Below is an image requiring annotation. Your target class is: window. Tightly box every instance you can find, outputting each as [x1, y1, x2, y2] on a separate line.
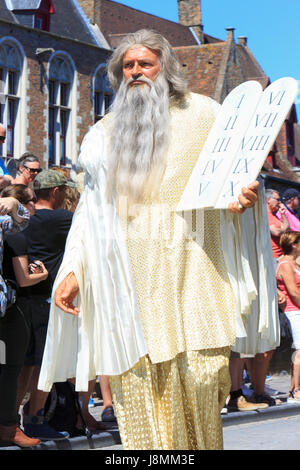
[34, 0, 55, 31]
[0, 40, 24, 159]
[34, 13, 50, 31]
[94, 66, 113, 122]
[48, 55, 74, 166]
[6, 0, 55, 32]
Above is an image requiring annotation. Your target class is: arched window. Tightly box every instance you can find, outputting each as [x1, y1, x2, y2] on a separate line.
[48, 54, 75, 166]
[0, 39, 25, 159]
[93, 65, 113, 122]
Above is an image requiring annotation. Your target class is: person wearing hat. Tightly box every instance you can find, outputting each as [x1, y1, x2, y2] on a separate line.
[14, 170, 76, 441]
[277, 188, 300, 232]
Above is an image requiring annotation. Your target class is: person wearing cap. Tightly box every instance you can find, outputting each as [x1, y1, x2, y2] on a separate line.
[14, 170, 75, 441]
[277, 188, 300, 232]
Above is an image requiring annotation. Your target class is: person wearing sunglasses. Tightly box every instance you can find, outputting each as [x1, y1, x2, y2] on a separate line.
[14, 153, 42, 187]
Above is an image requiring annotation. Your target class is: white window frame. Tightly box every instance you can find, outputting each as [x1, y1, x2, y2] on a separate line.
[0, 37, 27, 160]
[93, 64, 113, 123]
[47, 51, 77, 168]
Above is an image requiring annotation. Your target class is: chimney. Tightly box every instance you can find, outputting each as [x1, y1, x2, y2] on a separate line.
[225, 27, 235, 42]
[177, 0, 204, 43]
[77, 0, 95, 24]
[238, 36, 248, 46]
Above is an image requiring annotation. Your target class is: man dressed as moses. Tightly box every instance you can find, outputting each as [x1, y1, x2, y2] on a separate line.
[38, 30, 262, 450]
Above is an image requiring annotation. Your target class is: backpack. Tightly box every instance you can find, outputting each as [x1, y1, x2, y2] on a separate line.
[44, 381, 87, 437]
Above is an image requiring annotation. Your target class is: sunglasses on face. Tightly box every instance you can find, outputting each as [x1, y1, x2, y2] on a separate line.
[23, 165, 42, 174]
[25, 195, 37, 204]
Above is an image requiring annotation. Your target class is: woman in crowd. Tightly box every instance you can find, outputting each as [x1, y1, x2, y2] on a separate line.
[276, 231, 300, 401]
[0, 184, 48, 447]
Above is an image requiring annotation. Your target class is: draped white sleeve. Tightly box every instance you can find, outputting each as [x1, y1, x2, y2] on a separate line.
[38, 121, 148, 392]
[220, 180, 279, 351]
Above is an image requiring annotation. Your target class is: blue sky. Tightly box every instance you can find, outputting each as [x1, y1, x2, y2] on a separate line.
[117, 0, 300, 119]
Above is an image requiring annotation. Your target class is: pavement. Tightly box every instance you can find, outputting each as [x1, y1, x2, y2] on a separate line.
[222, 372, 300, 427]
[1, 372, 300, 450]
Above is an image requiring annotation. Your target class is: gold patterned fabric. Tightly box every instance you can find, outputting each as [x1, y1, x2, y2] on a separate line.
[103, 92, 236, 450]
[110, 347, 231, 450]
[114, 93, 236, 364]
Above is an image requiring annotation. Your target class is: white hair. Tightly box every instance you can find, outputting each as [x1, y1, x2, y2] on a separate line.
[106, 73, 170, 204]
[105, 29, 188, 204]
[107, 29, 188, 103]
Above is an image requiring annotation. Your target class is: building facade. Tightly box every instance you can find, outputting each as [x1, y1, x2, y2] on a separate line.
[0, 0, 299, 187]
[78, 0, 300, 185]
[0, 0, 112, 172]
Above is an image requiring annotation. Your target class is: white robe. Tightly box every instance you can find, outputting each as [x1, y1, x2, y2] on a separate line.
[38, 117, 279, 393]
[38, 121, 148, 392]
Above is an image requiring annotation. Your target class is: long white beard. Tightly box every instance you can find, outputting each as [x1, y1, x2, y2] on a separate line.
[106, 73, 170, 204]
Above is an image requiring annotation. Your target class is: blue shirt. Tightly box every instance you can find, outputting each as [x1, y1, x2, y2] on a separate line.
[0, 158, 10, 176]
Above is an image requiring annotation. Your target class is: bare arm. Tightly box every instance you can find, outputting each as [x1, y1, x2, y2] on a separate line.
[277, 262, 300, 308]
[270, 205, 290, 236]
[12, 256, 48, 287]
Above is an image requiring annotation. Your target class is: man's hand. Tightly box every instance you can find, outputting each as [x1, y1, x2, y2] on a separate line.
[278, 203, 286, 216]
[277, 288, 286, 312]
[55, 272, 80, 315]
[228, 181, 259, 214]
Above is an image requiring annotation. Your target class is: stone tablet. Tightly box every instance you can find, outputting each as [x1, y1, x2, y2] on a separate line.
[215, 77, 299, 208]
[177, 81, 262, 211]
[177, 77, 298, 211]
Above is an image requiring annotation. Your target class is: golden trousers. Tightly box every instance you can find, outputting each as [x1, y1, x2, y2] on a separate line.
[109, 347, 231, 450]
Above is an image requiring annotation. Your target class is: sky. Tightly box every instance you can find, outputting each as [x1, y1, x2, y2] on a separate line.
[117, 0, 300, 119]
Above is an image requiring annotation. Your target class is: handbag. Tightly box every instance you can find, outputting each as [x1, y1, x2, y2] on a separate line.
[0, 277, 17, 318]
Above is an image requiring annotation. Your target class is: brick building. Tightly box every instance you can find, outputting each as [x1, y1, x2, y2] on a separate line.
[0, 0, 299, 189]
[0, 0, 112, 172]
[78, 0, 300, 186]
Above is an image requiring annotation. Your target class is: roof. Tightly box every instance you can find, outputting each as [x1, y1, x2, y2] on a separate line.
[174, 38, 269, 103]
[0, 0, 103, 48]
[97, 0, 221, 48]
[175, 43, 226, 98]
[49, 0, 100, 46]
[5, 0, 42, 9]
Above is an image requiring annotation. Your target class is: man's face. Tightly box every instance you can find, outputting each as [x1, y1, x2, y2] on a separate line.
[291, 196, 300, 210]
[20, 161, 41, 183]
[268, 192, 281, 212]
[122, 47, 161, 87]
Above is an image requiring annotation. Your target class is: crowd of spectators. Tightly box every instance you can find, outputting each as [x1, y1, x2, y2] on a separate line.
[0, 153, 116, 447]
[1, 141, 300, 444]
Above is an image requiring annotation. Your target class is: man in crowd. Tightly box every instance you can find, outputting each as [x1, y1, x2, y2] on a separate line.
[14, 152, 42, 186]
[39, 30, 259, 450]
[277, 188, 300, 231]
[266, 188, 290, 258]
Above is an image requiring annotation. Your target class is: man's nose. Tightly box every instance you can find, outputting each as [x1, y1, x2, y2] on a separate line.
[131, 63, 142, 77]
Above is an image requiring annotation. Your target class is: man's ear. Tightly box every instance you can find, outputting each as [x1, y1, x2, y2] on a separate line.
[51, 186, 59, 198]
